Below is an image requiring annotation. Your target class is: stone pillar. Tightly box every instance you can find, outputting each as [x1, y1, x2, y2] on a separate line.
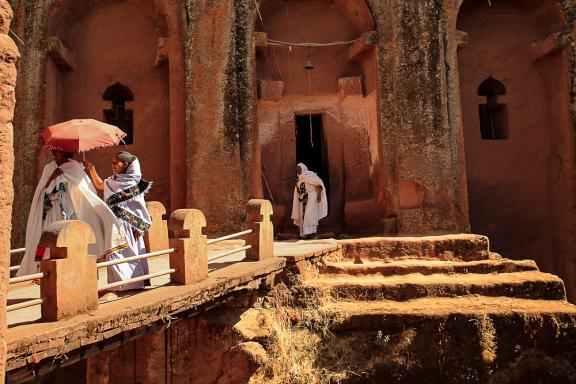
[145, 201, 170, 253]
[245, 199, 273, 261]
[169, 209, 208, 284]
[561, 0, 576, 301]
[39, 220, 98, 321]
[184, 0, 255, 233]
[374, 0, 462, 234]
[445, 0, 471, 233]
[10, 1, 52, 249]
[0, 1, 19, 381]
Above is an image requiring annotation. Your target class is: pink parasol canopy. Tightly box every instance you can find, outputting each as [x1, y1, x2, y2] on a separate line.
[39, 119, 126, 152]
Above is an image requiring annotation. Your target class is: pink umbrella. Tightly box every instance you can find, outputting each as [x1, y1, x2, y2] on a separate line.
[39, 119, 126, 155]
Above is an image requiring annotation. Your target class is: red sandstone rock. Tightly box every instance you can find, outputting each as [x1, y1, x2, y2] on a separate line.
[0, 2, 17, 382]
[218, 342, 268, 384]
[398, 180, 425, 209]
[169, 209, 208, 284]
[258, 80, 284, 100]
[0, 1, 12, 34]
[338, 76, 363, 97]
[145, 201, 170, 252]
[39, 221, 98, 321]
[245, 199, 274, 261]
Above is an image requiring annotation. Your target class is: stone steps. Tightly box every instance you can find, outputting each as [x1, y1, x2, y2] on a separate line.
[337, 234, 493, 263]
[292, 236, 576, 382]
[321, 297, 576, 331]
[298, 296, 576, 383]
[320, 258, 538, 278]
[303, 271, 566, 302]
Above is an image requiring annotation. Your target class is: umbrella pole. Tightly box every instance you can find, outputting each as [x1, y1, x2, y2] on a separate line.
[82, 152, 86, 161]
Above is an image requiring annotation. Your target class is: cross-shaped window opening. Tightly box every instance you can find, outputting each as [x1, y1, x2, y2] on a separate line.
[478, 77, 508, 140]
[103, 83, 134, 144]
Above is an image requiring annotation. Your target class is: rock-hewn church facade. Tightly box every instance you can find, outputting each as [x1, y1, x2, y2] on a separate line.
[8, 0, 576, 299]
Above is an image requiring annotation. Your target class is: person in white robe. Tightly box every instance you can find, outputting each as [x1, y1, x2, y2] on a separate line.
[84, 151, 151, 291]
[291, 163, 328, 238]
[17, 150, 127, 277]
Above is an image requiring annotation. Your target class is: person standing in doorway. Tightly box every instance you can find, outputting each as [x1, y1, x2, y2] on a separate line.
[291, 163, 328, 239]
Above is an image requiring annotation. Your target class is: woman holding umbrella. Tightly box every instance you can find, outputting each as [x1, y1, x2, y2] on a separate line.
[84, 151, 152, 292]
[17, 119, 129, 278]
[17, 149, 127, 277]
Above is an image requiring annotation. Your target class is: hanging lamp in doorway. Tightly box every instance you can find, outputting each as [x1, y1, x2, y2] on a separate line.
[304, 47, 314, 148]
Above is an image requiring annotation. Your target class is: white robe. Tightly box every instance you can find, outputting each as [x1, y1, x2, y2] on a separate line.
[18, 160, 126, 276]
[291, 163, 328, 236]
[103, 159, 151, 291]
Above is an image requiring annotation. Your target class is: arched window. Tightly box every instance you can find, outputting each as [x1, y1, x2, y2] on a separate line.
[478, 77, 508, 140]
[103, 83, 134, 144]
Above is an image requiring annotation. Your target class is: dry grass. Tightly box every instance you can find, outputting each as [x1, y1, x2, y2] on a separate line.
[250, 285, 387, 384]
[250, 308, 378, 384]
[476, 315, 497, 365]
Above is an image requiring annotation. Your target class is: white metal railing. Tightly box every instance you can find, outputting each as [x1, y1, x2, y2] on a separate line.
[97, 248, 176, 268]
[6, 298, 45, 312]
[7, 247, 47, 313]
[7, 248, 47, 313]
[209, 245, 252, 262]
[97, 248, 176, 292]
[6, 199, 273, 321]
[207, 229, 253, 245]
[9, 248, 26, 272]
[207, 229, 254, 263]
[9, 272, 47, 284]
[98, 269, 176, 291]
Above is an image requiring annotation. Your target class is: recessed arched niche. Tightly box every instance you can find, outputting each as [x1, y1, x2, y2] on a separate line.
[255, 0, 382, 235]
[44, 0, 186, 211]
[457, 0, 574, 285]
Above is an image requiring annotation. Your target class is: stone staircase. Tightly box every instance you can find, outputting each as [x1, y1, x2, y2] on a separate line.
[296, 235, 576, 383]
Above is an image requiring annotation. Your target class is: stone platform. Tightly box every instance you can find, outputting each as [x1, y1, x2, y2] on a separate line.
[284, 235, 576, 383]
[6, 234, 576, 383]
[5, 241, 340, 374]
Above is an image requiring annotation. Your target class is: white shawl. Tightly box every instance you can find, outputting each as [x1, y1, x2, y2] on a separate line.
[291, 163, 328, 228]
[103, 159, 152, 234]
[18, 160, 127, 276]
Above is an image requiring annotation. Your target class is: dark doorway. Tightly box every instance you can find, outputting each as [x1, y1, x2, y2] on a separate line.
[295, 114, 327, 184]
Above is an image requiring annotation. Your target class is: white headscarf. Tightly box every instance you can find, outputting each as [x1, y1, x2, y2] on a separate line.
[293, 163, 328, 221]
[105, 157, 145, 194]
[296, 163, 325, 188]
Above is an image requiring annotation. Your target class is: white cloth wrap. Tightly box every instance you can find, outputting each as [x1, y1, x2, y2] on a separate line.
[18, 160, 126, 277]
[103, 159, 151, 291]
[291, 163, 328, 236]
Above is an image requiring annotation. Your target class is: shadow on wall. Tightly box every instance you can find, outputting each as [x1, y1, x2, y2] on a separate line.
[457, 0, 576, 299]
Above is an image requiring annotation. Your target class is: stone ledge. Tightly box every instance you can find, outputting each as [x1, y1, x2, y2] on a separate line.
[278, 243, 341, 263]
[338, 234, 492, 262]
[5, 257, 286, 371]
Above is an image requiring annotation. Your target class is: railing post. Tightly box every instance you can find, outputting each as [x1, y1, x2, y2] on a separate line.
[38, 220, 98, 321]
[169, 209, 208, 284]
[245, 199, 274, 261]
[145, 201, 169, 252]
